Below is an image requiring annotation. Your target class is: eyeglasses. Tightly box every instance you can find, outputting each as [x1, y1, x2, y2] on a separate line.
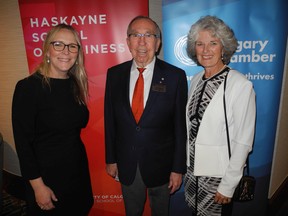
[128, 33, 159, 40]
[50, 41, 80, 53]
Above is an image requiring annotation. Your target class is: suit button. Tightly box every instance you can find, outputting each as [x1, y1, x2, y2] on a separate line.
[136, 126, 141, 131]
[132, 146, 136, 151]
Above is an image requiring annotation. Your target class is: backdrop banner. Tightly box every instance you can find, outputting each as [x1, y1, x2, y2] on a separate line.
[18, 0, 148, 215]
[162, 0, 288, 215]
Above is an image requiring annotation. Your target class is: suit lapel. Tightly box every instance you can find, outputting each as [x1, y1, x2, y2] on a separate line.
[140, 59, 166, 122]
[119, 61, 135, 121]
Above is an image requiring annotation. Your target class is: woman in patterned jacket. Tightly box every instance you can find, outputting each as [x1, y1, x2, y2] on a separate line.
[184, 15, 256, 216]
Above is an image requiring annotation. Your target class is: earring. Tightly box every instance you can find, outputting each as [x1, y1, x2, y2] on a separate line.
[75, 61, 78, 65]
[47, 58, 50, 63]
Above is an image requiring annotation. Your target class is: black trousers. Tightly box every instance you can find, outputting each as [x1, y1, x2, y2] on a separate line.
[221, 201, 234, 216]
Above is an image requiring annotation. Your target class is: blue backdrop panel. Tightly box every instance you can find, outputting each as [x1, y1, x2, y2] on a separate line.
[162, 0, 288, 215]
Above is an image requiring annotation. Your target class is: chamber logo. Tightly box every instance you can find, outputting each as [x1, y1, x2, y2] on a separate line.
[174, 35, 196, 66]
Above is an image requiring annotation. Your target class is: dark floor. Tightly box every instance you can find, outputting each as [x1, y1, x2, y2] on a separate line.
[274, 198, 288, 216]
[1, 190, 27, 216]
[1, 190, 288, 216]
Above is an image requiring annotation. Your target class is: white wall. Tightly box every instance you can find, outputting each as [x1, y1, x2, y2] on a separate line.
[0, 0, 28, 175]
[268, 40, 288, 198]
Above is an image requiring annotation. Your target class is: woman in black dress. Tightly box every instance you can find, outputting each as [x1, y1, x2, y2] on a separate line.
[12, 24, 93, 215]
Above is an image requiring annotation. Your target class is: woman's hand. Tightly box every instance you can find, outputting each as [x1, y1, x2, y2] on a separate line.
[214, 191, 232, 204]
[30, 177, 58, 210]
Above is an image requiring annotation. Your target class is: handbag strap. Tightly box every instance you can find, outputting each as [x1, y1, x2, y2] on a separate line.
[223, 71, 250, 175]
[223, 73, 231, 157]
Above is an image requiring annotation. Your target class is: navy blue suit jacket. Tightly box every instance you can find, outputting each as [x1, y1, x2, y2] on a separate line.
[104, 58, 187, 187]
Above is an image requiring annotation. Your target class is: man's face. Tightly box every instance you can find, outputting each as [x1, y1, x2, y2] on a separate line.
[126, 19, 161, 68]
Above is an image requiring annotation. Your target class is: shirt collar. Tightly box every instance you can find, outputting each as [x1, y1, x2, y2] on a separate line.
[132, 57, 156, 72]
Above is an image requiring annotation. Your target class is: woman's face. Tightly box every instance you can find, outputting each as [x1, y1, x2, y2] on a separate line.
[47, 29, 78, 78]
[195, 30, 224, 70]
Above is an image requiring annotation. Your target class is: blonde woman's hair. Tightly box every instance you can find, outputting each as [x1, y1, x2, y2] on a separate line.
[35, 23, 88, 105]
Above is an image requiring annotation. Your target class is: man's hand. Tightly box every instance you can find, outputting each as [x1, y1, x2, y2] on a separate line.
[168, 172, 182, 194]
[106, 163, 118, 180]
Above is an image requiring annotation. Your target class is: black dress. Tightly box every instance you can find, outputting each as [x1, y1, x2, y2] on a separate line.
[12, 72, 93, 216]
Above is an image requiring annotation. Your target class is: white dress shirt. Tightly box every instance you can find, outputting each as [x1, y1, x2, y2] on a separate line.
[129, 57, 155, 107]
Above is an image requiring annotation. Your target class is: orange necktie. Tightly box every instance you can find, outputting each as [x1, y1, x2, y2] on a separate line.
[132, 68, 145, 123]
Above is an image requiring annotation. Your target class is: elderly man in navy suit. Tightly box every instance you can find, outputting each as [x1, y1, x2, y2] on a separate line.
[104, 16, 188, 216]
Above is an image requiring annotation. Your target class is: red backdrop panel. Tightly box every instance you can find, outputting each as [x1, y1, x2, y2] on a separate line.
[18, 0, 149, 215]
